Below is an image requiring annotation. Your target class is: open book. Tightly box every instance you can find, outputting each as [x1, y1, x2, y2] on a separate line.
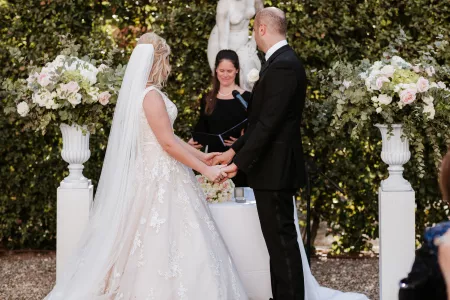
[191, 119, 248, 149]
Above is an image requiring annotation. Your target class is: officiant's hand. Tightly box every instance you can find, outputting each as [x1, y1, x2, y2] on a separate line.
[202, 152, 222, 166]
[220, 163, 238, 182]
[204, 165, 228, 182]
[223, 136, 238, 147]
[188, 138, 203, 149]
[213, 148, 235, 165]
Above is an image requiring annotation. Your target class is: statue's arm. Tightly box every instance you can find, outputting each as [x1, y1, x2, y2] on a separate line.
[216, 0, 230, 50]
[254, 0, 264, 13]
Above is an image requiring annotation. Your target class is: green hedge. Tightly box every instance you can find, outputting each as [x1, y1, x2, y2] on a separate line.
[1, 0, 449, 252]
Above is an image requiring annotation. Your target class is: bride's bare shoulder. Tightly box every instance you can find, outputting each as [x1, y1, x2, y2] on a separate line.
[143, 89, 164, 110]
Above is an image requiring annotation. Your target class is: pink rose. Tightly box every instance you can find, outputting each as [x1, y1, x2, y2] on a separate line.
[98, 91, 111, 105]
[37, 72, 51, 87]
[412, 65, 421, 73]
[416, 77, 429, 93]
[64, 81, 80, 94]
[375, 76, 390, 90]
[399, 88, 417, 105]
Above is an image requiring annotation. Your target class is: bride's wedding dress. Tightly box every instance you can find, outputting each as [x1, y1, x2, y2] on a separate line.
[94, 86, 247, 299]
[46, 44, 247, 300]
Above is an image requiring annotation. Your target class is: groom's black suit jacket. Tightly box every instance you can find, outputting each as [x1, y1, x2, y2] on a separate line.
[232, 45, 307, 190]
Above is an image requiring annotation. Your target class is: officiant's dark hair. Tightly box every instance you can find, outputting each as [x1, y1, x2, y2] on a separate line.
[205, 49, 240, 115]
[440, 149, 450, 202]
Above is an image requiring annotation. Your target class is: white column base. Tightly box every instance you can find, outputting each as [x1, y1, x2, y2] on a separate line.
[56, 183, 93, 282]
[379, 187, 415, 300]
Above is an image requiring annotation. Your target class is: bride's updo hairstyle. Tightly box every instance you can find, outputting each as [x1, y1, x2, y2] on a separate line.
[137, 32, 171, 88]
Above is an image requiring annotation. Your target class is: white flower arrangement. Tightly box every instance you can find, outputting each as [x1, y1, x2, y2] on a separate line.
[323, 36, 450, 177]
[196, 174, 235, 204]
[354, 55, 449, 119]
[3, 52, 124, 134]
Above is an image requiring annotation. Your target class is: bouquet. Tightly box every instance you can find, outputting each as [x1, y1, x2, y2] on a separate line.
[3, 52, 125, 134]
[323, 35, 450, 176]
[196, 175, 235, 204]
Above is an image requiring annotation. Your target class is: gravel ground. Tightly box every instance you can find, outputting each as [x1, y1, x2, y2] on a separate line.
[0, 252, 378, 300]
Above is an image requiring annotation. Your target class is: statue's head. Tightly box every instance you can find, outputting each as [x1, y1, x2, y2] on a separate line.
[138, 32, 172, 88]
[253, 7, 287, 52]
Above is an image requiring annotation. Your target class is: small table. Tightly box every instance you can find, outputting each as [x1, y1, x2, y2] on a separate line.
[208, 188, 272, 300]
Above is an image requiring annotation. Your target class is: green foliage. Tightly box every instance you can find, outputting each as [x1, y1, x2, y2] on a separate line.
[1, 0, 450, 253]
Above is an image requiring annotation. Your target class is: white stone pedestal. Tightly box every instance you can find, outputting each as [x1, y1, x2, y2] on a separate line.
[56, 182, 93, 282]
[379, 187, 415, 300]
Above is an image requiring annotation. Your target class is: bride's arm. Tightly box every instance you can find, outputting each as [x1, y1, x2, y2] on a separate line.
[176, 136, 205, 160]
[175, 137, 222, 166]
[143, 91, 225, 181]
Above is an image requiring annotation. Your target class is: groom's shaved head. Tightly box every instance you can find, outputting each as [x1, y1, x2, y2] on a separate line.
[255, 7, 287, 36]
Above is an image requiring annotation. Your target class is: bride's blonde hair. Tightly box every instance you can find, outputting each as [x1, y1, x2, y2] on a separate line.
[137, 33, 171, 88]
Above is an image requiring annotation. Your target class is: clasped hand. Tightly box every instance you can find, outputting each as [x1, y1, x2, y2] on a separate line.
[202, 149, 238, 183]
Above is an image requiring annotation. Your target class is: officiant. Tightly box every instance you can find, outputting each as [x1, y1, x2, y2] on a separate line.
[188, 49, 251, 186]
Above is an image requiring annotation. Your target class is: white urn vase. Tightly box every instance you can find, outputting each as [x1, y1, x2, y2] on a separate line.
[375, 124, 412, 192]
[60, 123, 91, 189]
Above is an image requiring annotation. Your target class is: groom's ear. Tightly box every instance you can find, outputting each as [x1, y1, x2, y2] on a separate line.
[258, 23, 267, 36]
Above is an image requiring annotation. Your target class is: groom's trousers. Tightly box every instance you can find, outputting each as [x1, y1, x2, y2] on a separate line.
[254, 189, 305, 300]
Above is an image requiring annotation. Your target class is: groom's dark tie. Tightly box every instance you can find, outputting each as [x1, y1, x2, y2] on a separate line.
[259, 58, 268, 76]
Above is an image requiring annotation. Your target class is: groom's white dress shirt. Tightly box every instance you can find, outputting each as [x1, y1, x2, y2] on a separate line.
[265, 39, 288, 61]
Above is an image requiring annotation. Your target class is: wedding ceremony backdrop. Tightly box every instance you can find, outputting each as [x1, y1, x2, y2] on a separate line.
[1, 0, 450, 260]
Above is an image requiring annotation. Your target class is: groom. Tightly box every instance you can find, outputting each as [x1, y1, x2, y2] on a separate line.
[216, 7, 307, 300]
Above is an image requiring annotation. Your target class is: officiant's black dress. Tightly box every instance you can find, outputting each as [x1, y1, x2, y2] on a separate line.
[193, 91, 251, 187]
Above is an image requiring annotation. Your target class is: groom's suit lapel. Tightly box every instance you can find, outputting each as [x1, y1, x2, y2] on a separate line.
[252, 45, 291, 93]
[247, 45, 291, 118]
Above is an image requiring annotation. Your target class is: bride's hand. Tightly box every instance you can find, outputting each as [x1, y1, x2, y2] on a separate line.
[202, 152, 222, 166]
[204, 165, 227, 182]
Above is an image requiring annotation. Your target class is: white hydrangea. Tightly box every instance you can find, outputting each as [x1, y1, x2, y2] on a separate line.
[32, 89, 53, 107]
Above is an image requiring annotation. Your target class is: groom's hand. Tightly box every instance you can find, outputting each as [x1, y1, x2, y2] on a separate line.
[213, 148, 235, 165]
[219, 163, 238, 183]
[202, 152, 222, 166]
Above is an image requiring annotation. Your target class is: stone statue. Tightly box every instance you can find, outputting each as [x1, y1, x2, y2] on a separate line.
[207, 0, 264, 91]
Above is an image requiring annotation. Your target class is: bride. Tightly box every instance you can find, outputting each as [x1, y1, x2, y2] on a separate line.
[45, 32, 248, 299]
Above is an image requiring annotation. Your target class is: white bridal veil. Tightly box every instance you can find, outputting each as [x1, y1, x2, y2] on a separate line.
[46, 44, 155, 299]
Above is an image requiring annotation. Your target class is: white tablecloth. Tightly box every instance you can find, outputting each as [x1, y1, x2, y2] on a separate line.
[208, 188, 272, 300]
[209, 189, 370, 300]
